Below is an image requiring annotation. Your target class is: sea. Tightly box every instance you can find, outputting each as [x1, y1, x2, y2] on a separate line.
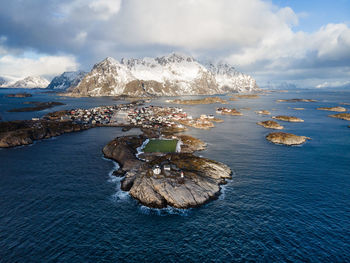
[0, 88, 349, 262]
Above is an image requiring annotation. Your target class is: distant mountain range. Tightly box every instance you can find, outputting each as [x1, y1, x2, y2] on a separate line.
[1, 53, 259, 95]
[69, 53, 258, 96]
[0, 76, 50, 89]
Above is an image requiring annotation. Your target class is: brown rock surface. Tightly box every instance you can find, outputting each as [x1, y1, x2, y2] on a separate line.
[266, 132, 310, 145]
[317, 106, 347, 112]
[276, 99, 317, 102]
[329, 113, 350, 121]
[272, 115, 304, 122]
[257, 120, 284, 130]
[172, 97, 227, 105]
[255, 110, 271, 115]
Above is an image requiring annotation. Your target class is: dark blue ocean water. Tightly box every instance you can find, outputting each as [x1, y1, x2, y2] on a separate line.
[0, 89, 350, 262]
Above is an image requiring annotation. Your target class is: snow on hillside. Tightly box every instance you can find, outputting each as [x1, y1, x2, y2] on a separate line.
[69, 53, 259, 96]
[7, 76, 50, 89]
[47, 71, 87, 90]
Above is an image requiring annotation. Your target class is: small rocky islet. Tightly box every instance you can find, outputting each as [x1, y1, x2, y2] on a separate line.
[6, 93, 33, 98]
[272, 115, 304, 122]
[266, 132, 310, 146]
[255, 110, 271, 115]
[329, 113, 350, 121]
[257, 120, 284, 130]
[170, 97, 227, 105]
[276, 98, 317, 103]
[317, 106, 347, 112]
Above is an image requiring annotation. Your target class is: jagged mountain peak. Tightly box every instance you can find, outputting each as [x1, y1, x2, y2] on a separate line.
[156, 52, 195, 65]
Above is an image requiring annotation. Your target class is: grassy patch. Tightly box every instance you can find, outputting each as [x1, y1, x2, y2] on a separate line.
[143, 139, 178, 153]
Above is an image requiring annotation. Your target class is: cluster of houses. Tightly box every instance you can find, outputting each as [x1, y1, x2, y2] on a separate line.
[126, 106, 190, 129]
[64, 106, 117, 125]
[47, 100, 219, 131]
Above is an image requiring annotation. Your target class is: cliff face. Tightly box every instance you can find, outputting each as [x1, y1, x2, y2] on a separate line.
[69, 53, 259, 97]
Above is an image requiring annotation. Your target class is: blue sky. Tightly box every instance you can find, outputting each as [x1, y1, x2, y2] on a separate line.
[0, 0, 349, 88]
[273, 0, 350, 31]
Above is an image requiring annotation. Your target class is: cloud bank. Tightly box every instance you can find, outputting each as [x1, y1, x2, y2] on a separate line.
[0, 0, 349, 86]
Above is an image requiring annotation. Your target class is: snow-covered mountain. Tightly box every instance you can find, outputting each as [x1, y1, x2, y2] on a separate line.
[7, 76, 50, 89]
[0, 77, 6, 86]
[47, 71, 87, 90]
[69, 53, 258, 97]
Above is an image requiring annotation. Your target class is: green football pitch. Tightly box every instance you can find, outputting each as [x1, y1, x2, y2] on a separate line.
[143, 139, 178, 153]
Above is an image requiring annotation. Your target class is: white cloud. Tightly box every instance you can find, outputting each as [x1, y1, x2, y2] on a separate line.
[115, 0, 299, 49]
[0, 54, 79, 80]
[89, 0, 121, 19]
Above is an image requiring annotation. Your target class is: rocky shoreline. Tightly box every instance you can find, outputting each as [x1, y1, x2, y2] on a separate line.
[8, 101, 65, 112]
[0, 119, 88, 148]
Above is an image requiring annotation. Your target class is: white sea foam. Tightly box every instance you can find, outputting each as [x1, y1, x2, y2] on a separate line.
[139, 205, 191, 216]
[102, 156, 131, 202]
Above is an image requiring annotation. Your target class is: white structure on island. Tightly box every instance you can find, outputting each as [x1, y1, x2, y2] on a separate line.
[152, 165, 161, 175]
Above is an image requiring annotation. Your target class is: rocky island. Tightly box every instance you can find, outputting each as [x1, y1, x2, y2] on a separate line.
[317, 106, 347, 112]
[6, 93, 32, 98]
[8, 101, 65, 112]
[266, 132, 310, 146]
[170, 97, 227, 105]
[233, 94, 260, 99]
[276, 99, 317, 103]
[255, 110, 271, 115]
[216, 108, 243, 116]
[329, 113, 350, 121]
[103, 133, 232, 209]
[257, 120, 284, 130]
[272, 115, 304, 122]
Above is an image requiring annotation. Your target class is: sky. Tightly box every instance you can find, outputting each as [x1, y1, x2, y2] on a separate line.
[0, 0, 349, 88]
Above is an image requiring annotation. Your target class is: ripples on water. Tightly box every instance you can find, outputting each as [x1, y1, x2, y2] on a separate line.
[0, 89, 350, 262]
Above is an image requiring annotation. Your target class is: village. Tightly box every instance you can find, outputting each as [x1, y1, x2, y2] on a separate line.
[44, 101, 220, 130]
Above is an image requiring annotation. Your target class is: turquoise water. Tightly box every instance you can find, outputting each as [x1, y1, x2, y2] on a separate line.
[0, 89, 349, 262]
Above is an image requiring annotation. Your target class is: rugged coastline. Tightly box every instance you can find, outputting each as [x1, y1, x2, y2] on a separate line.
[103, 133, 232, 209]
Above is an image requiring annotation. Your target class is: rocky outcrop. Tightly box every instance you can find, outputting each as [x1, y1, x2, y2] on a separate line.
[6, 93, 32, 98]
[7, 101, 65, 112]
[216, 108, 243, 116]
[317, 106, 347, 112]
[0, 120, 88, 148]
[103, 134, 231, 209]
[255, 110, 271, 115]
[276, 99, 317, 103]
[266, 132, 310, 146]
[329, 113, 350, 121]
[272, 115, 304, 122]
[233, 94, 260, 99]
[257, 120, 284, 130]
[171, 97, 227, 105]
